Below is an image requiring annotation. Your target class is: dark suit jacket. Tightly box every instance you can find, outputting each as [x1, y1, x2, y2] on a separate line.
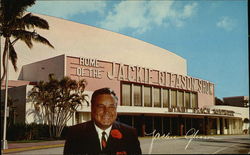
[63, 121, 142, 155]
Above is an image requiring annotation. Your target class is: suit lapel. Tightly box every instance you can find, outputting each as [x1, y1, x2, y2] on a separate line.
[106, 122, 121, 152]
[86, 121, 102, 153]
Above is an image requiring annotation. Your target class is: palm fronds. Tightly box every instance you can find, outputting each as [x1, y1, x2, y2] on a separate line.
[0, 0, 54, 82]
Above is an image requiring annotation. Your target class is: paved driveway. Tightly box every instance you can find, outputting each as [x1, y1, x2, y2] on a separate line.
[4, 134, 250, 154]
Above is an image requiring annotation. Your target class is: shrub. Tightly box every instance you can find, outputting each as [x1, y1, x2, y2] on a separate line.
[7, 123, 49, 141]
[6, 123, 69, 141]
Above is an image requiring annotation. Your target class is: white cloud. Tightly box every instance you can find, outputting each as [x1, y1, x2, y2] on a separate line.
[99, 1, 150, 34]
[216, 16, 235, 31]
[182, 2, 198, 18]
[99, 1, 198, 34]
[28, 1, 106, 19]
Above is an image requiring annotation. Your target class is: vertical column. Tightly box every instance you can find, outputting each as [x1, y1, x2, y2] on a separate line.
[169, 89, 172, 108]
[176, 90, 179, 107]
[184, 117, 187, 134]
[131, 84, 134, 106]
[222, 118, 225, 135]
[142, 85, 144, 107]
[190, 93, 192, 109]
[169, 117, 172, 134]
[152, 116, 154, 132]
[239, 119, 242, 134]
[229, 119, 233, 135]
[161, 117, 164, 135]
[238, 119, 242, 134]
[207, 118, 210, 135]
[152, 87, 154, 107]
[203, 118, 205, 135]
[160, 88, 163, 108]
[183, 91, 186, 108]
[228, 119, 235, 134]
[217, 118, 220, 135]
[141, 115, 145, 137]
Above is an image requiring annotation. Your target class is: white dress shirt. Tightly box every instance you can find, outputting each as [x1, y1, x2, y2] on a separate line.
[94, 124, 112, 149]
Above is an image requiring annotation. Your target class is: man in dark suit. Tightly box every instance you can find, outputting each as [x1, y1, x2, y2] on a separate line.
[64, 88, 142, 155]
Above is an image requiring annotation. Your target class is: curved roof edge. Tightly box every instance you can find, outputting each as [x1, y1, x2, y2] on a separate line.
[32, 12, 186, 62]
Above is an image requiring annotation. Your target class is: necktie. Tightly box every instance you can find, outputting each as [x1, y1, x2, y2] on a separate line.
[101, 131, 107, 150]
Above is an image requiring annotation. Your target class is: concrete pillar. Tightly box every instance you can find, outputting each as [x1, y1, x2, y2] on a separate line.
[131, 84, 134, 106]
[238, 119, 242, 134]
[222, 118, 225, 135]
[161, 117, 164, 135]
[169, 89, 171, 108]
[160, 88, 163, 108]
[141, 115, 145, 137]
[231, 119, 234, 134]
[207, 117, 210, 135]
[170, 117, 172, 133]
[228, 119, 232, 134]
[176, 90, 179, 107]
[142, 85, 144, 107]
[190, 93, 192, 108]
[152, 87, 154, 107]
[183, 91, 186, 108]
[217, 118, 220, 135]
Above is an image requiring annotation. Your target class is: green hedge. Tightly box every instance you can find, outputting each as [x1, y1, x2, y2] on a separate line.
[6, 123, 69, 141]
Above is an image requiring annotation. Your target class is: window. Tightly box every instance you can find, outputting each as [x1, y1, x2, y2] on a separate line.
[144, 86, 152, 107]
[177, 91, 184, 107]
[163, 89, 169, 108]
[191, 93, 198, 108]
[134, 85, 142, 106]
[121, 83, 199, 109]
[171, 90, 177, 107]
[122, 84, 131, 106]
[185, 92, 190, 108]
[154, 88, 161, 107]
[225, 119, 229, 129]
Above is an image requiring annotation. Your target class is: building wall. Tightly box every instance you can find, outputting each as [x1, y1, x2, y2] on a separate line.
[21, 55, 65, 82]
[1, 85, 27, 124]
[223, 96, 249, 107]
[1, 13, 187, 81]
[66, 56, 214, 107]
[198, 92, 215, 108]
[210, 105, 249, 133]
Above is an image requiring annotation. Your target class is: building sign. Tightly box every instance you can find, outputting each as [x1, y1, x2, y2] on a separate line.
[76, 57, 103, 79]
[167, 107, 234, 116]
[76, 57, 214, 95]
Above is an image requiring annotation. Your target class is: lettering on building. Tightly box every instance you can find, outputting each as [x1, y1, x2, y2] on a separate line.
[75, 57, 214, 95]
[167, 107, 234, 116]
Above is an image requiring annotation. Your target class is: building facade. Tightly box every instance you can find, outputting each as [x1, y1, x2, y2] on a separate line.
[223, 96, 249, 107]
[1, 14, 247, 136]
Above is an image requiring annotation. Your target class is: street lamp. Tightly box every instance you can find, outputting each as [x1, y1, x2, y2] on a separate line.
[0, 33, 9, 149]
[1, 30, 38, 150]
[1, 35, 9, 150]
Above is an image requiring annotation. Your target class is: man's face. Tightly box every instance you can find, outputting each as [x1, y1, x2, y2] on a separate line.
[91, 94, 117, 130]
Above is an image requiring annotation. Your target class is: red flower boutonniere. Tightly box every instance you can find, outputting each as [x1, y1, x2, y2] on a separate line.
[116, 151, 127, 155]
[111, 129, 122, 139]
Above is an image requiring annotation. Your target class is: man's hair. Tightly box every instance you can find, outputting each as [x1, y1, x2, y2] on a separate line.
[91, 88, 118, 106]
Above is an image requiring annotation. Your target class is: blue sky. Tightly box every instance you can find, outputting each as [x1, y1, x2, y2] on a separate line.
[28, 0, 248, 99]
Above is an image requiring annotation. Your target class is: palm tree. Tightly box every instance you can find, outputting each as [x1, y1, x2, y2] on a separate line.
[0, 0, 54, 83]
[29, 74, 88, 138]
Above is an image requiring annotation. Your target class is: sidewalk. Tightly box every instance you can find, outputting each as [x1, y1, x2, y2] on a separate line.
[2, 140, 65, 154]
